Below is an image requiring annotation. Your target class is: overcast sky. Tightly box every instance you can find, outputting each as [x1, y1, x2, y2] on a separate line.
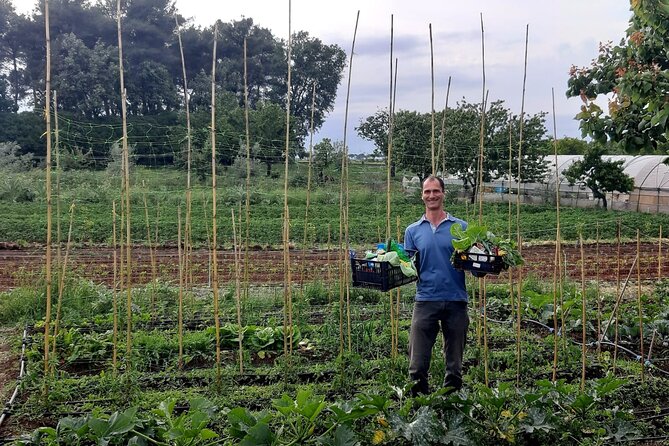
[11, 0, 633, 153]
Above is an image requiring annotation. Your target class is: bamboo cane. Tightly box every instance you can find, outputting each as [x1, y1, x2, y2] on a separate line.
[51, 203, 75, 361]
[43, 0, 53, 384]
[516, 237, 523, 385]
[477, 14, 486, 226]
[232, 209, 244, 374]
[142, 181, 157, 318]
[637, 229, 645, 381]
[614, 220, 621, 373]
[54, 91, 61, 277]
[243, 37, 252, 317]
[283, 1, 294, 358]
[387, 15, 395, 358]
[578, 230, 587, 392]
[116, 0, 133, 368]
[436, 77, 451, 176]
[300, 83, 317, 292]
[482, 276, 489, 386]
[112, 202, 118, 371]
[327, 224, 332, 304]
[177, 207, 184, 371]
[429, 23, 435, 175]
[175, 15, 193, 295]
[210, 24, 221, 382]
[343, 12, 360, 354]
[550, 88, 562, 381]
[596, 223, 601, 358]
[658, 225, 662, 280]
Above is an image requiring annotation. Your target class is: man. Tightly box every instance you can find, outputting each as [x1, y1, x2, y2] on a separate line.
[403, 175, 469, 395]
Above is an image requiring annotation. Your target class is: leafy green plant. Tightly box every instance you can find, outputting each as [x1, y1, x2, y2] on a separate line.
[450, 223, 524, 267]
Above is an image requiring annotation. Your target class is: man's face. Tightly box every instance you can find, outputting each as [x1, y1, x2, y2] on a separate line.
[422, 179, 444, 211]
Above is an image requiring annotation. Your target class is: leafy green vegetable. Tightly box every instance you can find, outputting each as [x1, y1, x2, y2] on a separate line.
[450, 223, 524, 268]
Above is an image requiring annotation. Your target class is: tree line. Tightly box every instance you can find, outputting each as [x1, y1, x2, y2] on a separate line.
[0, 0, 346, 173]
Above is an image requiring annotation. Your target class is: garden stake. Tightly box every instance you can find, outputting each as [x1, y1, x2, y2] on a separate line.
[508, 124, 515, 330]
[243, 38, 252, 314]
[54, 91, 61, 275]
[614, 220, 621, 373]
[283, 0, 294, 358]
[386, 17, 396, 356]
[385, 14, 394, 242]
[340, 11, 360, 354]
[482, 276, 489, 386]
[436, 76, 451, 175]
[43, 0, 53, 385]
[232, 209, 244, 374]
[210, 24, 222, 382]
[112, 202, 118, 371]
[177, 207, 184, 371]
[300, 83, 317, 294]
[516, 24, 529, 246]
[637, 229, 645, 381]
[175, 14, 193, 296]
[601, 253, 638, 343]
[430, 23, 435, 175]
[142, 181, 157, 319]
[580, 232, 586, 391]
[477, 13, 486, 224]
[202, 192, 211, 288]
[327, 224, 332, 304]
[116, 0, 133, 369]
[52, 202, 75, 362]
[659, 225, 662, 280]
[596, 223, 601, 358]
[516, 237, 523, 386]
[550, 88, 562, 381]
[646, 329, 657, 364]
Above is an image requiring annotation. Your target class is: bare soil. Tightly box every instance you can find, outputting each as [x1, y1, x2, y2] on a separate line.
[0, 242, 666, 291]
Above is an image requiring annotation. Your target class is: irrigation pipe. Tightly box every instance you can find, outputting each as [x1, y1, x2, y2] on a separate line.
[0, 326, 29, 429]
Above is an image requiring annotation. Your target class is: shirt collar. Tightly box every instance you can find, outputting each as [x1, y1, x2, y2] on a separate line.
[418, 212, 453, 224]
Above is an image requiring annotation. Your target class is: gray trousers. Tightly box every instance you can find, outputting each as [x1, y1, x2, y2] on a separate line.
[408, 300, 469, 393]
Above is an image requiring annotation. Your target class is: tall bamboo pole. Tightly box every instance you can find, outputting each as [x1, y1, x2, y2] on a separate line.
[596, 223, 601, 358]
[637, 229, 645, 381]
[436, 77, 451, 176]
[43, 0, 53, 382]
[550, 88, 562, 381]
[142, 181, 157, 317]
[613, 221, 621, 372]
[659, 225, 662, 280]
[300, 84, 317, 291]
[580, 232, 586, 391]
[112, 202, 118, 371]
[243, 38, 252, 316]
[283, 1, 294, 357]
[177, 207, 184, 371]
[515, 25, 529, 384]
[175, 15, 193, 294]
[327, 224, 332, 304]
[116, 0, 133, 367]
[386, 14, 395, 358]
[210, 24, 221, 381]
[232, 209, 244, 373]
[51, 203, 75, 359]
[477, 14, 486, 225]
[343, 11, 360, 354]
[54, 91, 61, 275]
[429, 23, 435, 175]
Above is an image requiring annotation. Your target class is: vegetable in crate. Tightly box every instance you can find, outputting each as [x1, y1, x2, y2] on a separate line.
[449, 223, 524, 268]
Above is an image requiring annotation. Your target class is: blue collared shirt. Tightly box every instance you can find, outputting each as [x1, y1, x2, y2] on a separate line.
[404, 213, 468, 302]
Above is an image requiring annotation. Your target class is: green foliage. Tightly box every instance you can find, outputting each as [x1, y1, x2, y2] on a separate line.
[450, 223, 524, 267]
[567, 0, 669, 152]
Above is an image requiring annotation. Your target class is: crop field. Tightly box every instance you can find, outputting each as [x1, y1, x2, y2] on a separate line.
[0, 164, 669, 446]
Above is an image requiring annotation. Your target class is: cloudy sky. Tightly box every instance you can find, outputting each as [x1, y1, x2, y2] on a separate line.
[12, 0, 633, 153]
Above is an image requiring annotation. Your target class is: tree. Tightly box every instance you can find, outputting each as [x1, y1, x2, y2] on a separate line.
[555, 137, 590, 155]
[356, 100, 550, 202]
[269, 31, 346, 144]
[563, 145, 634, 210]
[250, 101, 298, 176]
[313, 137, 342, 174]
[567, 0, 669, 153]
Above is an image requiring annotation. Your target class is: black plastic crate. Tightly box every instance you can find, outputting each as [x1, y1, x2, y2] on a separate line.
[452, 252, 506, 276]
[350, 252, 419, 292]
